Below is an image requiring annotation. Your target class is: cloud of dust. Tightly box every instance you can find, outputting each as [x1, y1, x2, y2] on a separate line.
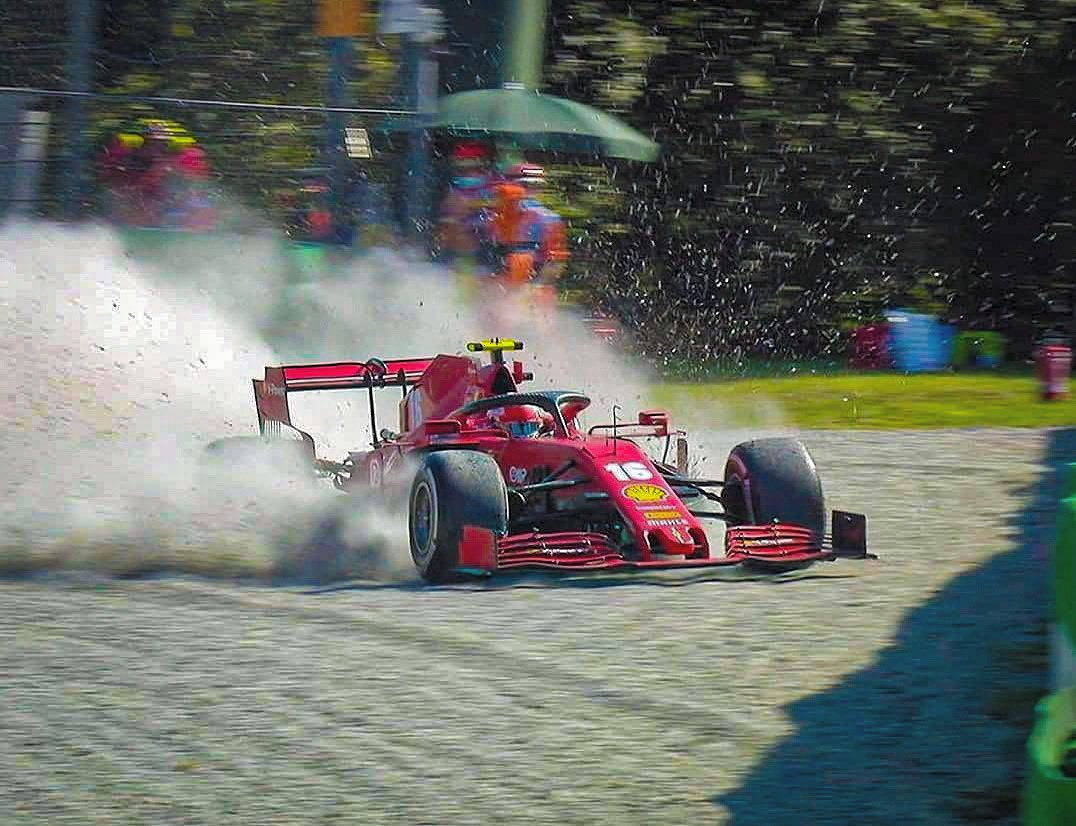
[133, 234, 665, 458]
[168, 233, 785, 486]
[0, 220, 404, 582]
[1, 218, 789, 583]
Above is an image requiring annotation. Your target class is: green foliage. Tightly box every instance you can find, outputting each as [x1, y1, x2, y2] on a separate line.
[1, 0, 1072, 364]
[546, 0, 1075, 362]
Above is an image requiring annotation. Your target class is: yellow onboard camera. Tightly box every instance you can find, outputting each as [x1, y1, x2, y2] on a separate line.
[466, 338, 524, 364]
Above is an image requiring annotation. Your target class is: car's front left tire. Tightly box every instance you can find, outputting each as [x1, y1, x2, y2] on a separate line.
[409, 450, 508, 583]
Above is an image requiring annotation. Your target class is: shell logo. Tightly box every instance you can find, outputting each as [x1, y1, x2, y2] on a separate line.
[622, 484, 668, 503]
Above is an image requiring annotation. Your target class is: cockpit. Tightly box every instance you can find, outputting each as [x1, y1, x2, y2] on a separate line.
[453, 391, 592, 439]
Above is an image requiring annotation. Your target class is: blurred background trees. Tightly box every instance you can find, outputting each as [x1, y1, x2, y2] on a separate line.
[546, 0, 1075, 365]
[1, 0, 1072, 363]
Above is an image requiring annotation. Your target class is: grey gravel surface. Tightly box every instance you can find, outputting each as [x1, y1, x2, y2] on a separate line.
[1, 427, 1060, 826]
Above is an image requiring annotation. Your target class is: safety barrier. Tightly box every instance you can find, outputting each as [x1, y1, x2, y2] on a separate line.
[1053, 467, 1076, 689]
[1024, 688, 1076, 825]
[1023, 464, 1076, 825]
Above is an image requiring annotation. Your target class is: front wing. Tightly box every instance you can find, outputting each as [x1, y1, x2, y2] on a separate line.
[457, 511, 872, 576]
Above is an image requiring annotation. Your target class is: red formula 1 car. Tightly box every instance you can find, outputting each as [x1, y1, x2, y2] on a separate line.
[247, 338, 871, 582]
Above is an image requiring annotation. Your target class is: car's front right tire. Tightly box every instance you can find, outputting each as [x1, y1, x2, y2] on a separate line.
[721, 437, 826, 538]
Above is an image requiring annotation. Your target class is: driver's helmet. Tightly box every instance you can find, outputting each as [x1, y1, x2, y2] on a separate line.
[488, 404, 552, 438]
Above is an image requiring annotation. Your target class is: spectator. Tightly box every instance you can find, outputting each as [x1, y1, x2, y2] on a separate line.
[488, 163, 569, 287]
[97, 119, 216, 230]
[438, 141, 496, 263]
[502, 163, 569, 284]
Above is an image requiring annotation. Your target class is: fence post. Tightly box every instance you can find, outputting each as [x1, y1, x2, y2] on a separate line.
[63, 0, 97, 220]
[0, 95, 21, 219]
[404, 34, 439, 243]
[14, 110, 51, 217]
[325, 36, 353, 240]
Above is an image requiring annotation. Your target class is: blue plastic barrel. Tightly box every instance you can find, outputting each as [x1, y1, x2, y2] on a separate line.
[885, 309, 955, 372]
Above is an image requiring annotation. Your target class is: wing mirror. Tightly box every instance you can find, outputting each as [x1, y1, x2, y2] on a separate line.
[637, 410, 669, 436]
[512, 360, 533, 384]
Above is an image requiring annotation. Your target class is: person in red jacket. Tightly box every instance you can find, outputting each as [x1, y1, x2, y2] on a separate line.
[135, 124, 176, 225]
[98, 133, 142, 223]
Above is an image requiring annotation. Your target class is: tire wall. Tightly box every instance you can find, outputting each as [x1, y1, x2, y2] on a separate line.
[1022, 467, 1076, 825]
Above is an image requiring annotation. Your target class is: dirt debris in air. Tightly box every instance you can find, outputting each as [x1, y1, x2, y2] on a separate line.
[0, 222, 651, 584]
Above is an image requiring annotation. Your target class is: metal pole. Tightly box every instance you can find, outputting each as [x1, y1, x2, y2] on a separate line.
[324, 36, 353, 241]
[506, 0, 549, 89]
[0, 95, 21, 219]
[382, 2, 442, 245]
[14, 110, 52, 217]
[64, 0, 97, 219]
[405, 35, 438, 243]
[402, 35, 422, 241]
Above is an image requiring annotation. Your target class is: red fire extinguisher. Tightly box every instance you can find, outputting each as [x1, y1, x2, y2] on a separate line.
[1035, 343, 1072, 401]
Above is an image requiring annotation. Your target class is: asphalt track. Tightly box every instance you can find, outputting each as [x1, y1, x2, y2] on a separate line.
[1, 427, 1058, 825]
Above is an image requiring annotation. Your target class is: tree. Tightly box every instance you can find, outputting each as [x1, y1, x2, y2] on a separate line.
[546, 0, 1076, 363]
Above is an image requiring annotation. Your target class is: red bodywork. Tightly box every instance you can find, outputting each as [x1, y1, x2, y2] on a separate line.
[251, 345, 860, 576]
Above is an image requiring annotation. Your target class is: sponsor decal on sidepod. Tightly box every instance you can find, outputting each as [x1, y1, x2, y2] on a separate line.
[640, 509, 682, 520]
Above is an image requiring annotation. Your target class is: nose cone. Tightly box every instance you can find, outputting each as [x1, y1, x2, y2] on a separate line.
[652, 525, 697, 556]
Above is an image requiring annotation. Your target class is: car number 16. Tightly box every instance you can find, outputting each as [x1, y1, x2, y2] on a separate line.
[604, 461, 653, 481]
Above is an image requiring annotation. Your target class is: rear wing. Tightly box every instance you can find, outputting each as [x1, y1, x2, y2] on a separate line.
[253, 357, 434, 450]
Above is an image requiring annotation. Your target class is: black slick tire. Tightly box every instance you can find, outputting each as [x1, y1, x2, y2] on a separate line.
[722, 437, 826, 538]
[409, 450, 508, 583]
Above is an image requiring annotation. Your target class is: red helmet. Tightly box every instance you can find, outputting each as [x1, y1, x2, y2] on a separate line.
[452, 142, 489, 163]
[488, 405, 553, 438]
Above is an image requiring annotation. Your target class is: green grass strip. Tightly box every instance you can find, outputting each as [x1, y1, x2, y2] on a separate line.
[654, 372, 1076, 430]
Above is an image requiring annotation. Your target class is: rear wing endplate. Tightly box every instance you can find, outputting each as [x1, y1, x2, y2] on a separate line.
[253, 357, 434, 448]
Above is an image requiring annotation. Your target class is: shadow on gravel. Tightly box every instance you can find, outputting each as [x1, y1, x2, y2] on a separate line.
[302, 569, 861, 595]
[715, 428, 1074, 826]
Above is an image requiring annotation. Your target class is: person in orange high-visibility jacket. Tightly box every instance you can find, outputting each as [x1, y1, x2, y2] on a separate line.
[507, 164, 569, 285]
[489, 166, 568, 280]
[485, 164, 569, 326]
[490, 179, 536, 286]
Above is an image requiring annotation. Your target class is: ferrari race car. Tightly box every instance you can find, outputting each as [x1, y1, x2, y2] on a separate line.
[241, 338, 871, 582]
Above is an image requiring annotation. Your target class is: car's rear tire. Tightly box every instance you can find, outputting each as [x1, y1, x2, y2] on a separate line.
[722, 438, 826, 537]
[409, 450, 508, 583]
